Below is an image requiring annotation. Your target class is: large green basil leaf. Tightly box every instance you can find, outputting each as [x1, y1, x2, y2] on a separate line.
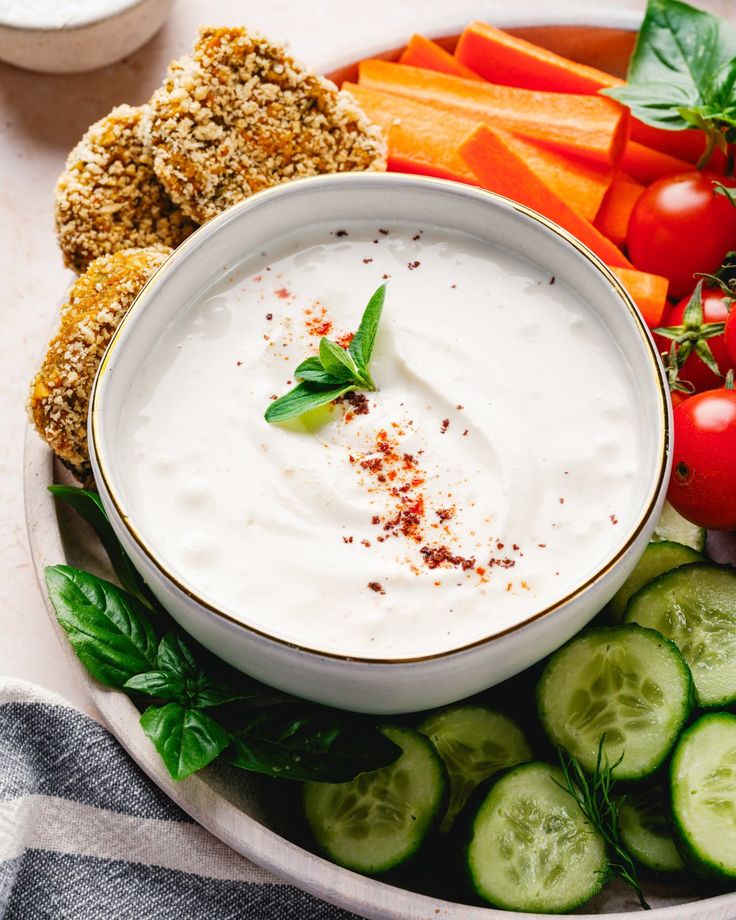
[140, 702, 230, 781]
[45, 565, 157, 687]
[604, 0, 736, 137]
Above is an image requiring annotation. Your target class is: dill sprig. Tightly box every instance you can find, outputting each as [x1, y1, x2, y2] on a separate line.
[556, 738, 651, 911]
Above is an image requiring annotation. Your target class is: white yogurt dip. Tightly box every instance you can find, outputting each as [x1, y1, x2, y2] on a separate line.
[118, 222, 642, 659]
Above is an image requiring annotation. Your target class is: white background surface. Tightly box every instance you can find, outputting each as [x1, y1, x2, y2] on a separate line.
[1, 0, 732, 720]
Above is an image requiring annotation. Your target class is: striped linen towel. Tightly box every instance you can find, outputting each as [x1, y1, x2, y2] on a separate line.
[0, 678, 356, 919]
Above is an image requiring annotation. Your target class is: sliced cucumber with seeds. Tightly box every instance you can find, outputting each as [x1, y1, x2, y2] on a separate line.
[624, 563, 736, 708]
[537, 625, 694, 781]
[466, 761, 607, 913]
[652, 501, 706, 552]
[618, 786, 686, 874]
[418, 706, 531, 832]
[671, 712, 736, 879]
[303, 726, 447, 875]
[609, 541, 703, 623]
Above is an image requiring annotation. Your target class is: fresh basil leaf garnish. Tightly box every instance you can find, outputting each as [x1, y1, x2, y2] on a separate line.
[265, 283, 386, 423]
[293, 356, 343, 385]
[228, 703, 401, 782]
[264, 381, 353, 424]
[348, 282, 385, 372]
[140, 702, 230, 781]
[603, 0, 736, 165]
[45, 564, 157, 688]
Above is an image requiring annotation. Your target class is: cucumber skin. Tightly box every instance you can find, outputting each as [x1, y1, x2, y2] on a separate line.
[623, 562, 736, 709]
[608, 540, 703, 624]
[670, 712, 736, 881]
[303, 728, 450, 877]
[463, 762, 608, 913]
[536, 625, 696, 782]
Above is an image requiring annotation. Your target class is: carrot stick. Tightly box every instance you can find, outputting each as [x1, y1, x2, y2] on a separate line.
[619, 141, 692, 184]
[458, 124, 633, 269]
[346, 82, 613, 220]
[455, 20, 623, 94]
[399, 34, 482, 79]
[593, 172, 645, 246]
[453, 21, 711, 165]
[358, 59, 629, 165]
[610, 266, 669, 327]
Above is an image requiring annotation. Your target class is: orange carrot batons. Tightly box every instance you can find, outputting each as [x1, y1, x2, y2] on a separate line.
[358, 59, 629, 165]
[594, 172, 645, 246]
[399, 34, 482, 79]
[458, 124, 633, 269]
[454, 21, 710, 165]
[610, 266, 669, 327]
[455, 20, 621, 94]
[345, 82, 613, 220]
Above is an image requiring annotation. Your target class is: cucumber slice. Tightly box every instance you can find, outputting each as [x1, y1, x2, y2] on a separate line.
[670, 712, 736, 879]
[609, 541, 703, 623]
[303, 726, 447, 875]
[466, 762, 607, 913]
[624, 563, 736, 708]
[537, 625, 694, 781]
[618, 786, 686, 874]
[419, 706, 531, 832]
[652, 501, 706, 552]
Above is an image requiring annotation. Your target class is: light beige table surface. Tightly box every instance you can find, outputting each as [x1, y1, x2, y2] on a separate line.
[1, 0, 730, 721]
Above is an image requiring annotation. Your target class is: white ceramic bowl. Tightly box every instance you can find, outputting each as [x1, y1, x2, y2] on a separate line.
[0, 0, 173, 74]
[89, 172, 671, 714]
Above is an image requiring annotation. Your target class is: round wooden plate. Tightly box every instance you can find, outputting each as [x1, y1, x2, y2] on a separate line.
[24, 8, 736, 917]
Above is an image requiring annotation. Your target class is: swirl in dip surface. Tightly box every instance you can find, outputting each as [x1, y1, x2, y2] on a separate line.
[118, 223, 642, 659]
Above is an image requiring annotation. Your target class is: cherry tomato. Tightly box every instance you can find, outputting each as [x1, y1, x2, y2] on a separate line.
[668, 384, 736, 530]
[726, 307, 736, 367]
[654, 285, 734, 393]
[627, 172, 736, 299]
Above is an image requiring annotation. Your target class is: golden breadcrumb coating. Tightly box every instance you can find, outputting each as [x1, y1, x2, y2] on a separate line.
[55, 104, 196, 273]
[144, 27, 387, 223]
[28, 246, 171, 483]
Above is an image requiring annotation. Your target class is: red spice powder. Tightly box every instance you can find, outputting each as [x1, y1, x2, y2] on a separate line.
[368, 581, 385, 594]
[304, 303, 333, 336]
[275, 288, 290, 299]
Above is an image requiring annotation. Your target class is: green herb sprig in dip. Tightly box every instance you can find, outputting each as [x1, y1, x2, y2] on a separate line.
[264, 283, 386, 423]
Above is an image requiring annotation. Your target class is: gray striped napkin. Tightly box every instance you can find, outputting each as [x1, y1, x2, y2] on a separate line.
[0, 679, 356, 920]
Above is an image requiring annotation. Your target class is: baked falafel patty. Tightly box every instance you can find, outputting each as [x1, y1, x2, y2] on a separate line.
[144, 27, 387, 224]
[55, 104, 196, 273]
[28, 246, 171, 483]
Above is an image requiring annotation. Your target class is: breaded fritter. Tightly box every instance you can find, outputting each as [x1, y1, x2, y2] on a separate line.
[144, 27, 387, 223]
[28, 246, 171, 483]
[55, 105, 196, 273]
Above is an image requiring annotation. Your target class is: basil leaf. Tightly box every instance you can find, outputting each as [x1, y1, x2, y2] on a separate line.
[628, 0, 736, 92]
[124, 670, 185, 700]
[48, 486, 151, 607]
[318, 338, 361, 383]
[227, 703, 401, 782]
[45, 565, 157, 688]
[605, 81, 699, 130]
[156, 630, 197, 675]
[140, 702, 230, 781]
[264, 382, 352, 424]
[603, 0, 736, 146]
[294, 356, 343, 385]
[348, 283, 386, 371]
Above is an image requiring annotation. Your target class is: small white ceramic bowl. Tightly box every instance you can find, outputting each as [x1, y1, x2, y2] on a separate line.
[89, 172, 671, 714]
[0, 0, 173, 74]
